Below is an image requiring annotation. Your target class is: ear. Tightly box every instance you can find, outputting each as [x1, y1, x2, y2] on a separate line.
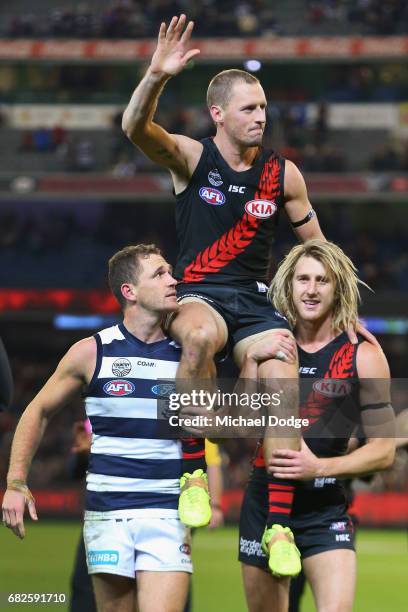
[209, 104, 224, 126]
[121, 282, 137, 304]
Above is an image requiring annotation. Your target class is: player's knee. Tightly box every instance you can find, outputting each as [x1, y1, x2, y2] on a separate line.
[183, 327, 217, 357]
[317, 600, 353, 612]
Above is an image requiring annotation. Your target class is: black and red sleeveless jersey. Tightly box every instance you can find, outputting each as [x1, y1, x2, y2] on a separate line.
[174, 137, 285, 285]
[254, 332, 363, 468]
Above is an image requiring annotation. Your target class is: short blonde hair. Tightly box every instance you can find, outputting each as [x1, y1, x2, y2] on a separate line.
[268, 240, 368, 333]
[207, 69, 260, 109]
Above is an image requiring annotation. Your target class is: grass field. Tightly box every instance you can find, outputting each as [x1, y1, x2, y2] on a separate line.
[1, 522, 406, 611]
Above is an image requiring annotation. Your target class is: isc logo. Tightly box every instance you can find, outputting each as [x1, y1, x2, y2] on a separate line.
[228, 185, 246, 193]
[103, 379, 135, 396]
[199, 187, 226, 205]
[299, 367, 317, 374]
[245, 199, 277, 219]
[312, 380, 351, 398]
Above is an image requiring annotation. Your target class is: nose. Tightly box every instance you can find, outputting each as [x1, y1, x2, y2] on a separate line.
[306, 280, 318, 295]
[167, 273, 177, 287]
[255, 107, 266, 124]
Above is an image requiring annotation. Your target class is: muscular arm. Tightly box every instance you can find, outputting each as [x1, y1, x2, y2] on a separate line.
[2, 338, 96, 538]
[270, 342, 395, 480]
[319, 342, 395, 478]
[284, 160, 325, 243]
[122, 15, 202, 179]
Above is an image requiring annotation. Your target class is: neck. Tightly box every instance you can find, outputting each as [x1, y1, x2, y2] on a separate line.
[123, 307, 165, 344]
[213, 133, 259, 171]
[295, 316, 336, 350]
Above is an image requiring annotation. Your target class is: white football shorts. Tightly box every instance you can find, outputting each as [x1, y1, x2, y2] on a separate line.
[83, 517, 193, 577]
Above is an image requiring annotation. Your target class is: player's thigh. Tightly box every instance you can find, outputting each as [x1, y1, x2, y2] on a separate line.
[136, 571, 190, 612]
[303, 549, 356, 612]
[234, 328, 298, 374]
[242, 564, 290, 612]
[170, 298, 228, 352]
[91, 573, 136, 612]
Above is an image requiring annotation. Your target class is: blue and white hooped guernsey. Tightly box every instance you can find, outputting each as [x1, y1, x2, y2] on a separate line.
[84, 323, 181, 519]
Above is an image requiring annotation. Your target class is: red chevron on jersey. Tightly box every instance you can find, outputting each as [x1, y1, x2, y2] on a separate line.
[300, 342, 356, 426]
[182, 156, 281, 282]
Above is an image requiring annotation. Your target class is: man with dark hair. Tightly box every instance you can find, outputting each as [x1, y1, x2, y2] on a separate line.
[122, 14, 325, 573]
[2, 244, 193, 612]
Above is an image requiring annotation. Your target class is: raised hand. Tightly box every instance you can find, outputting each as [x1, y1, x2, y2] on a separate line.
[150, 14, 200, 77]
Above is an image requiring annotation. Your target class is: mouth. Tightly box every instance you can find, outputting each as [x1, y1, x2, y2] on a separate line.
[302, 300, 320, 309]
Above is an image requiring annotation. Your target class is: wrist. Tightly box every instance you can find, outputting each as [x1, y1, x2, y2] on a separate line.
[316, 457, 330, 478]
[147, 66, 172, 82]
[7, 477, 27, 488]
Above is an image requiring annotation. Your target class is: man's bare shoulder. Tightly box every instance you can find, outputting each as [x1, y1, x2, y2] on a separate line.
[172, 134, 203, 171]
[59, 336, 97, 382]
[283, 159, 305, 197]
[356, 341, 390, 378]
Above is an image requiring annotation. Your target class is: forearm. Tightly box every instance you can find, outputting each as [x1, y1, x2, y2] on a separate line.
[122, 68, 170, 138]
[7, 404, 50, 483]
[207, 465, 223, 507]
[320, 441, 395, 479]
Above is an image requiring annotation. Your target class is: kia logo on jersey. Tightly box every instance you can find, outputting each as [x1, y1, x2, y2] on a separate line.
[103, 380, 135, 396]
[245, 199, 277, 219]
[199, 187, 226, 205]
[312, 380, 352, 398]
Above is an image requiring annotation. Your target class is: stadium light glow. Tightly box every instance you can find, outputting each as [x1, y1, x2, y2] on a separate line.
[244, 59, 262, 72]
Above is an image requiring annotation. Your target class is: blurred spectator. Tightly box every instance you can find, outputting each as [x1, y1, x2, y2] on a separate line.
[32, 127, 53, 152]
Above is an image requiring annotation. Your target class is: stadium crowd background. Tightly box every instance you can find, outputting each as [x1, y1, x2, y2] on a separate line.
[0, 0, 407, 539]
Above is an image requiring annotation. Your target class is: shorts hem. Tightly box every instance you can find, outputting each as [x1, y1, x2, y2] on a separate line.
[239, 556, 268, 571]
[87, 567, 135, 578]
[301, 543, 355, 559]
[135, 566, 193, 574]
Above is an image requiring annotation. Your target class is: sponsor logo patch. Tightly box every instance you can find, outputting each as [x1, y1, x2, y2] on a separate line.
[239, 537, 266, 558]
[88, 550, 119, 566]
[245, 199, 277, 219]
[335, 534, 351, 542]
[103, 380, 135, 396]
[228, 184, 246, 193]
[151, 383, 176, 397]
[299, 367, 317, 375]
[179, 543, 191, 555]
[314, 477, 337, 488]
[312, 380, 352, 398]
[199, 187, 226, 206]
[208, 169, 223, 186]
[330, 521, 347, 531]
[256, 281, 268, 293]
[112, 358, 131, 377]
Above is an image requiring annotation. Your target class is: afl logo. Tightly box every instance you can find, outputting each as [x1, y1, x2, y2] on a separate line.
[199, 187, 226, 206]
[245, 199, 277, 219]
[103, 380, 135, 396]
[312, 380, 352, 398]
[208, 169, 223, 186]
[112, 358, 131, 377]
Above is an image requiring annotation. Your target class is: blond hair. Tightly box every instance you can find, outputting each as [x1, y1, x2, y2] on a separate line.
[268, 240, 368, 333]
[207, 69, 260, 109]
